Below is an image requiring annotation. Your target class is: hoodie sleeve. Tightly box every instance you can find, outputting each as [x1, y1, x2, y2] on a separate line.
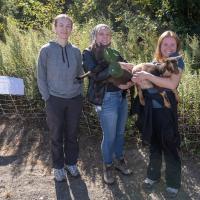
[37, 47, 50, 101]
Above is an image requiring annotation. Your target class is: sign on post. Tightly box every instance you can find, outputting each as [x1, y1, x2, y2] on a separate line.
[0, 76, 24, 95]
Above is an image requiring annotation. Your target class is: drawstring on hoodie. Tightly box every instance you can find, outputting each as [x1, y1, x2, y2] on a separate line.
[65, 47, 70, 68]
[61, 46, 70, 68]
[61, 48, 65, 63]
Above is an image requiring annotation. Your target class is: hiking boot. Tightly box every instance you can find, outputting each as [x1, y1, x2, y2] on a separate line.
[53, 168, 66, 182]
[103, 164, 115, 184]
[165, 187, 179, 198]
[65, 165, 80, 177]
[114, 158, 132, 175]
[142, 178, 158, 190]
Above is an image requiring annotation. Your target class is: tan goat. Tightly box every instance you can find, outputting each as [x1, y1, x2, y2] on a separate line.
[120, 56, 181, 108]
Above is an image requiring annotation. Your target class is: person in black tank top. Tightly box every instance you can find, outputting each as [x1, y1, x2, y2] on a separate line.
[132, 30, 185, 198]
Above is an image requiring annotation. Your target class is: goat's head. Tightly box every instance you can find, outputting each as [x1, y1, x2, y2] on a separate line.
[159, 55, 182, 75]
[92, 43, 111, 61]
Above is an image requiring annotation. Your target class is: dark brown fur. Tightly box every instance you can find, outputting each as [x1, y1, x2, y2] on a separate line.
[79, 44, 133, 86]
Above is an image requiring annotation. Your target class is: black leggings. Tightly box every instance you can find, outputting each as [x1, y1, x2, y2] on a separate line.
[147, 108, 181, 189]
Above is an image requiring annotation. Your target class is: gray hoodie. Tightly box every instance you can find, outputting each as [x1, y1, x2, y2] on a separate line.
[37, 41, 83, 101]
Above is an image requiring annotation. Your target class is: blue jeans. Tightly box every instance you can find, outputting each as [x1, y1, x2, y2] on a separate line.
[95, 91, 128, 164]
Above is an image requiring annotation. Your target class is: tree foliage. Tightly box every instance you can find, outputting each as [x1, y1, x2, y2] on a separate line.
[1, 0, 65, 29]
[68, 0, 200, 35]
[0, 0, 200, 35]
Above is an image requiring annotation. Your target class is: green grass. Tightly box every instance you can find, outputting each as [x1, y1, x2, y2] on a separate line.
[0, 18, 199, 152]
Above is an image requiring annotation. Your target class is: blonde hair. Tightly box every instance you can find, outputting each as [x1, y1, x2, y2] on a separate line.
[52, 14, 73, 30]
[90, 24, 112, 45]
[154, 31, 181, 62]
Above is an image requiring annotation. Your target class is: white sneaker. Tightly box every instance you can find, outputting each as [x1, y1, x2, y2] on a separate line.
[65, 165, 80, 177]
[165, 187, 178, 198]
[144, 178, 157, 184]
[142, 178, 158, 189]
[53, 168, 66, 182]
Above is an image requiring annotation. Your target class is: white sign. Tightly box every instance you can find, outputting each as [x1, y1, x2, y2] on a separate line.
[0, 76, 24, 95]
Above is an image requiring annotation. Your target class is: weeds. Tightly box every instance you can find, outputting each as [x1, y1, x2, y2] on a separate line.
[0, 18, 199, 152]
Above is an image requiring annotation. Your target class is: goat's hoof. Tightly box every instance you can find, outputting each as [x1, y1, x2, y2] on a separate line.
[140, 100, 145, 106]
[164, 103, 171, 108]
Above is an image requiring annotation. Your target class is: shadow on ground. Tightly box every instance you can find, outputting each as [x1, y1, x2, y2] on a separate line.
[0, 116, 51, 176]
[0, 116, 200, 199]
[55, 176, 90, 200]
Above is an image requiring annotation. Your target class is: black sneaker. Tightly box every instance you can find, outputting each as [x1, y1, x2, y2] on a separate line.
[114, 158, 132, 175]
[103, 164, 115, 184]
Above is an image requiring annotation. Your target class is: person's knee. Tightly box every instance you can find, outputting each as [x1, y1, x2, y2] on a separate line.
[162, 128, 179, 146]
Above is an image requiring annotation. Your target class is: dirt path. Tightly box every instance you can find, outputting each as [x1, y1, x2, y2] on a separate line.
[0, 116, 200, 200]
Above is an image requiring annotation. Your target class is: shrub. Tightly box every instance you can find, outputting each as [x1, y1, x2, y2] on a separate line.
[0, 17, 199, 153]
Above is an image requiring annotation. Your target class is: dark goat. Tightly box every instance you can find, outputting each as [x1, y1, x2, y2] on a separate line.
[77, 64, 132, 86]
[78, 46, 133, 86]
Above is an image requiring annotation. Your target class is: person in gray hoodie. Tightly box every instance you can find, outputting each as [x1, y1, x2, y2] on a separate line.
[37, 14, 83, 181]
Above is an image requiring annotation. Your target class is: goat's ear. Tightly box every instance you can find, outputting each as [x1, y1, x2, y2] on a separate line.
[159, 63, 166, 68]
[165, 55, 182, 61]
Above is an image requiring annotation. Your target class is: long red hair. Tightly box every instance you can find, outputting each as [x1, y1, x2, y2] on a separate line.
[154, 31, 181, 62]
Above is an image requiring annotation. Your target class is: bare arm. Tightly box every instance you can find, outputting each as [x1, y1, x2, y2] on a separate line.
[118, 62, 134, 73]
[117, 62, 135, 89]
[118, 81, 134, 90]
[132, 68, 183, 90]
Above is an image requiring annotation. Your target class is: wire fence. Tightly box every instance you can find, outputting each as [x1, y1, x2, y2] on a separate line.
[0, 94, 200, 151]
[0, 94, 101, 135]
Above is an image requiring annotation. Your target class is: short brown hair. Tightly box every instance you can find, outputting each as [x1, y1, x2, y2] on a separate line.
[154, 31, 181, 62]
[52, 14, 73, 28]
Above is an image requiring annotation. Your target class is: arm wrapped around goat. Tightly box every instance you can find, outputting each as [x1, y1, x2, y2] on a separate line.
[81, 45, 133, 86]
